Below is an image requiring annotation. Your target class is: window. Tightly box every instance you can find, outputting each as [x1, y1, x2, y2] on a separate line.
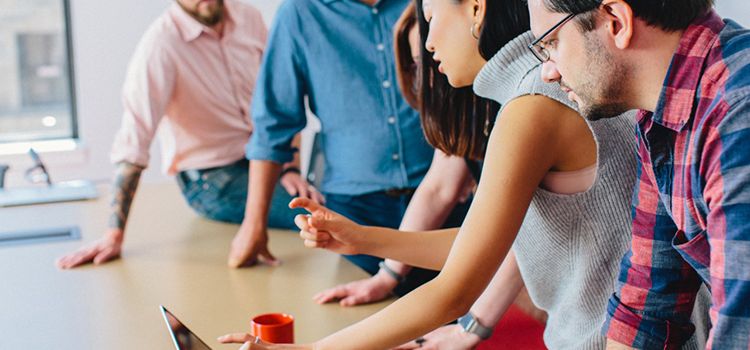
[0, 0, 77, 144]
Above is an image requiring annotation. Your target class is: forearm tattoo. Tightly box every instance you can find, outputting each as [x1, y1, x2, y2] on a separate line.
[108, 162, 144, 230]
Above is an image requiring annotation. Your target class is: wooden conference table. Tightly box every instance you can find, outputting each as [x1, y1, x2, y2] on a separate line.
[0, 183, 389, 349]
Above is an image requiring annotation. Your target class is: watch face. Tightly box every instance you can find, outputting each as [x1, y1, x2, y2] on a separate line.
[458, 314, 492, 340]
[458, 314, 473, 330]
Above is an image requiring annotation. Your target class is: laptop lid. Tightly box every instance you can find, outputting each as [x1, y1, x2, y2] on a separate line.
[160, 305, 213, 350]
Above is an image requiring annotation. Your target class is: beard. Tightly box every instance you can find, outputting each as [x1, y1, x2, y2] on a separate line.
[180, 0, 224, 27]
[569, 34, 630, 121]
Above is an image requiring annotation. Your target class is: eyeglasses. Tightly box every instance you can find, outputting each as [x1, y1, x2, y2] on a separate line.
[528, 12, 578, 63]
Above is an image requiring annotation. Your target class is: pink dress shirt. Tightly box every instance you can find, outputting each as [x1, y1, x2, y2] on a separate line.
[110, 0, 267, 175]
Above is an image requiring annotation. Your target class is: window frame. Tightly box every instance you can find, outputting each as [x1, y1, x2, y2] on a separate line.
[0, 0, 80, 147]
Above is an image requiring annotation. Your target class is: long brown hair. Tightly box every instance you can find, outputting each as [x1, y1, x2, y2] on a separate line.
[412, 0, 530, 160]
[394, 3, 420, 108]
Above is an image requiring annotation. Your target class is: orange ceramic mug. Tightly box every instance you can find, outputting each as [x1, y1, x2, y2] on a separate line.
[251, 313, 294, 344]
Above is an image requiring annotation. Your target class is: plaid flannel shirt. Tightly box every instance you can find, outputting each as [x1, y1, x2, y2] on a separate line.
[603, 11, 750, 349]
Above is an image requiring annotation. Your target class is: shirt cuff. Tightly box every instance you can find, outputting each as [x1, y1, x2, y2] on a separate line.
[245, 146, 294, 165]
[603, 294, 695, 350]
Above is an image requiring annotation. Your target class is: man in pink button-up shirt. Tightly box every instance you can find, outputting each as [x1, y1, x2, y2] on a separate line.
[56, 0, 320, 269]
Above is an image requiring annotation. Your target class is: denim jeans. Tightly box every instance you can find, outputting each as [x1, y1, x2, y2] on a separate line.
[175, 159, 304, 229]
[325, 190, 471, 296]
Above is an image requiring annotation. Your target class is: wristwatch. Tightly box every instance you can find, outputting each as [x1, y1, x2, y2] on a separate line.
[458, 312, 494, 340]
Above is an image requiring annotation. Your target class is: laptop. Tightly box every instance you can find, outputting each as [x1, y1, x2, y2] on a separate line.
[160, 305, 213, 350]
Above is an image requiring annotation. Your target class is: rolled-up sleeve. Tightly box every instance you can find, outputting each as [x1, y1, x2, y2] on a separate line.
[602, 129, 702, 349]
[110, 28, 175, 168]
[246, 2, 307, 164]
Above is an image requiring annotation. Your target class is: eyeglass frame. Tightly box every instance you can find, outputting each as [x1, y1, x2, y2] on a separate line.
[527, 12, 578, 63]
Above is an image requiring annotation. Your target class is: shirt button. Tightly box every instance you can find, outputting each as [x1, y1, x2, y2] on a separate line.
[372, 8, 379, 15]
[382, 80, 392, 88]
[377, 43, 385, 51]
[392, 154, 400, 161]
[387, 116, 396, 124]
[202, 183, 210, 190]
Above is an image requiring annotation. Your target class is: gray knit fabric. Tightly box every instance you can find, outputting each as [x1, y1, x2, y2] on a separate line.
[473, 32, 710, 350]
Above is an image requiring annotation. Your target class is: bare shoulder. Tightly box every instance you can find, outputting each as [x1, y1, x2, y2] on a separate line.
[501, 94, 580, 127]
[495, 94, 581, 146]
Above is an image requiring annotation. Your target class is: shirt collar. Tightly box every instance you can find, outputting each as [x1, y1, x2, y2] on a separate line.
[649, 10, 725, 131]
[169, 0, 236, 42]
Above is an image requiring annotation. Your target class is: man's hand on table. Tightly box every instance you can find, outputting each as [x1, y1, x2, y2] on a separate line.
[228, 221, 280, 268]
[229, 169, 325, 268]
[56, 228, 124, 269]
[279, 171, 325, 205]
[313, 271, 397, 306]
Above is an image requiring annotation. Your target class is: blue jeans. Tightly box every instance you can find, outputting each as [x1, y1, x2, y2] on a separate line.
[325, 190, 471, 296]
[176, 159, 303, 229]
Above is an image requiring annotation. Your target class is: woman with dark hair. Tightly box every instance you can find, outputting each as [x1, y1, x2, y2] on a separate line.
[309, 3, 477, 308]
[312, 2, 546, 327]
[219, 0, 707, 348]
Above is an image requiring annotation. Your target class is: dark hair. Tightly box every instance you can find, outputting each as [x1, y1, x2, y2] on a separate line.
[543, 0, 714, 32]
[415, 0, 530, 160]
[394, 3, 420, 108]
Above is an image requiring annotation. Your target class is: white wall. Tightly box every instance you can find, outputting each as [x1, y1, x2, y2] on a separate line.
[0, 0, 284, 188]
[76, 0, 284, 185]
[0, 0, 747, 187]
[717, 0, 750, 27]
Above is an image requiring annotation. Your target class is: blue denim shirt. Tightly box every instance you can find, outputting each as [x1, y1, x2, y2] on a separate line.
[246, 0, 432, 195]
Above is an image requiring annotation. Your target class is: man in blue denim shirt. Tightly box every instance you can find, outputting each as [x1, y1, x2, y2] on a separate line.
[227, 0, 434, 281]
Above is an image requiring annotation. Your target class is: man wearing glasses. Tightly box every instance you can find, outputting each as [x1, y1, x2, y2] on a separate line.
[527, 0, 750, 348]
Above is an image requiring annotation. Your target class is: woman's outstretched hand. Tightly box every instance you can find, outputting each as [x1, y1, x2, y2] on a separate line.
[289, 197, 366, 256]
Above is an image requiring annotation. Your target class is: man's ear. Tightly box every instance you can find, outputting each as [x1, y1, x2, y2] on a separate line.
[600, 0, 635, 49]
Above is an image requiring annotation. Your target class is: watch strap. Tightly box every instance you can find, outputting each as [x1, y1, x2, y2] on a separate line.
[378, 261, 406, 283]
[458, 312, 494, 340]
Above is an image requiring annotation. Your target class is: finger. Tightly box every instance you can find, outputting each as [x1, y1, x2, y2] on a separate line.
[62, 247, 99, 269]
[312, 189, 326, 205]
[58, 250, 84, 268]
[313, 286, 349, 304]
[340, 294, 367, 307]
[228, 248, 257, 268]
[92, 251, 110, 265]
[288, 197, 324, 213]
[303, 239, 328, 249]
[56, 252, 78, 269]
[239, 341, 251, 350]
[392, 341, 421, 350]
[217, 333, 255, 344]
[281, 180, 298, 197]
[93, 247, 120, 265]
[294, 214, 310, 231]
[299, 229, 331, 242]
[308, 211, 335, 232]
[257, 248, 281, 267]
[296, 184, 310, 200]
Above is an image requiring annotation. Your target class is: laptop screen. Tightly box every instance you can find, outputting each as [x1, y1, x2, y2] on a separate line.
[160, 306, 212, 350]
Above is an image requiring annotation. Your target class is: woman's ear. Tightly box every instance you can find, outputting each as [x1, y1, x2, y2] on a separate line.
[474, 0, 487, 31]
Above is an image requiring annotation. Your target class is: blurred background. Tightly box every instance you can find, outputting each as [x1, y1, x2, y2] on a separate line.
[0, 0, 746, 188]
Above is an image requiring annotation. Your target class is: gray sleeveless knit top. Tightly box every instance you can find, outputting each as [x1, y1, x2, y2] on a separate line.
[472, 32, 709, 349]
